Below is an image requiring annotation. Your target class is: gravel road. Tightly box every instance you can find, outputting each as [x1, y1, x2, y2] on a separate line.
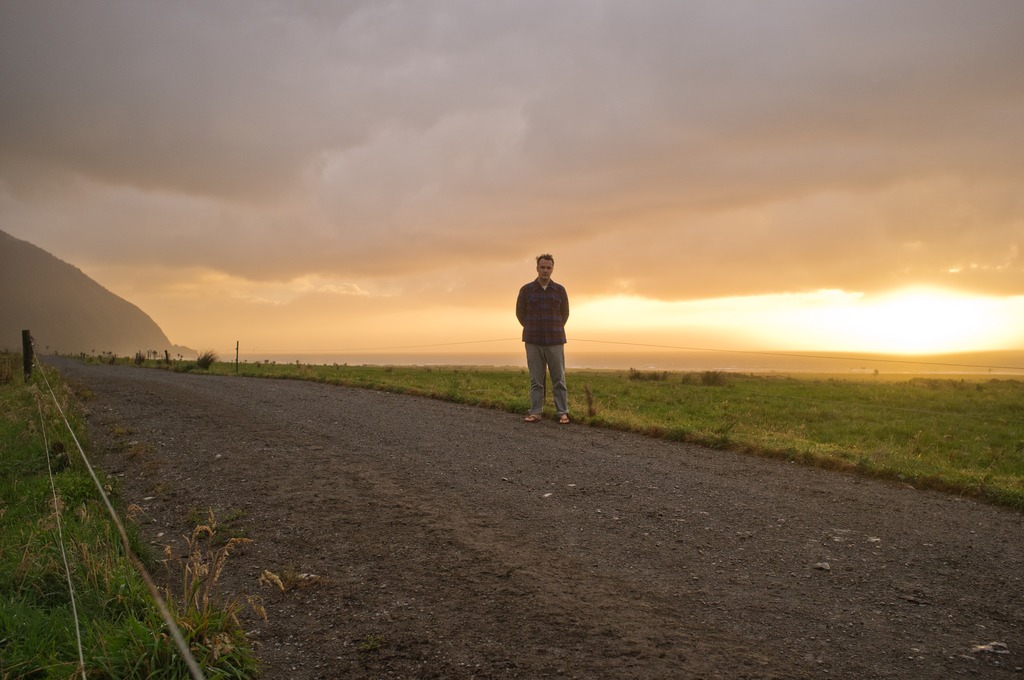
[53, 358, 1024, 679]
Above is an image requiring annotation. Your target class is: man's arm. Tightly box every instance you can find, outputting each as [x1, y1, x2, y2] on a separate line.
[516, 285, 528, 326]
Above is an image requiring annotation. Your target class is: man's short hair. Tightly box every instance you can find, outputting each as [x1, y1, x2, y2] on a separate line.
[536, 253, 554, 264]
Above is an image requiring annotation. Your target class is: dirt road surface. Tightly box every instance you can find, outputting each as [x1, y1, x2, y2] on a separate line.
[53, 359, 1024, 679]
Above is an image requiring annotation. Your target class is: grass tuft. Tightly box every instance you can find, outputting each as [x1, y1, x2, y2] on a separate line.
[195, 350, 219, 371]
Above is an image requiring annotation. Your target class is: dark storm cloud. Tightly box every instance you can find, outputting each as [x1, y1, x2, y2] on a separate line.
[1, 0, 1022, 299]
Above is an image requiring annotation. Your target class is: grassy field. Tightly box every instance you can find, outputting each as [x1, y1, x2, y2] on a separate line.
[0, 354, 258, 679]
[169, 357, 1024, 511]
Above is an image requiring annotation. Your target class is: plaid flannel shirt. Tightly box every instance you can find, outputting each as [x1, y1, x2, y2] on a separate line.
[516, 279, 569, 345]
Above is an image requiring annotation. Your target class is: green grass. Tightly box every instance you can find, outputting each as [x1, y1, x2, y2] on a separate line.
[0, 354, 258, 679]
[144, 357, 1024, 510]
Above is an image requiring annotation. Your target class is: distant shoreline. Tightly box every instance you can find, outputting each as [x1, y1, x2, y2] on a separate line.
[227, 349, 1024, 377]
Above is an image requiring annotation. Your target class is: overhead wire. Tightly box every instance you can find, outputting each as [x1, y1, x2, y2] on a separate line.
[243, 337, 521, 353]
[569, 338, 1024, 372]
[233, 336, 1024, 372]
[220, 335, 1024, 428]
[568, 340, 1024, 426]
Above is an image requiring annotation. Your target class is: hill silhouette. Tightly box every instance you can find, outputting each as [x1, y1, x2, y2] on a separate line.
[0, 230, 193, 358]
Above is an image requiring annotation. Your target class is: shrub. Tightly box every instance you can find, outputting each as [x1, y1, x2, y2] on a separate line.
[629, 368, 669, 381]
[700, 370, 728, 386]
[196, 350, 218, 370]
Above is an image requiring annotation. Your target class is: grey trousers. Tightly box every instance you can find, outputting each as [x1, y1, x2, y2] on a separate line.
[525, 343, 568, 416]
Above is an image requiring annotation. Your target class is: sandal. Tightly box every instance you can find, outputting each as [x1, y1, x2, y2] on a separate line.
[558, 414, 570, 425]
[523, 414, 542, 423]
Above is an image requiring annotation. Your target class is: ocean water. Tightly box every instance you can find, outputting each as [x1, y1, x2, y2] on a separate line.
[239, 348, 1024, 377]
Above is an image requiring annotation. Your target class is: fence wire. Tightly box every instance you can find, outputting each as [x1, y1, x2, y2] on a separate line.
[32, 357, 207, 680]
[35, 397, 87, 680]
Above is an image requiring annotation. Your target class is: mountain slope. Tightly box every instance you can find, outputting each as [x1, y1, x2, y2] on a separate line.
[0, 230, 191, 357]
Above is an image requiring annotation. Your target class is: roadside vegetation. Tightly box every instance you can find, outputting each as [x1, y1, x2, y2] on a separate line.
[0, 353, 258, 679]
[129, 356, 1024, 511]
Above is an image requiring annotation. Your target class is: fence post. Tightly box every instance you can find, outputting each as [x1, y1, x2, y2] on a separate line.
[22, 330, 33, 380]
[235, 341, 239, 373]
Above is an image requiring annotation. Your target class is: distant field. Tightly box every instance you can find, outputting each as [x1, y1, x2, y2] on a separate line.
[213, 347, 1024, 378]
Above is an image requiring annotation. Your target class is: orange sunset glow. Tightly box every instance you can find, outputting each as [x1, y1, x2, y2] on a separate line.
[2, 2, 1023, 366]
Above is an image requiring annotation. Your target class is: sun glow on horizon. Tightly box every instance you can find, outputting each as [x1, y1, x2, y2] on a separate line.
[790, 288, 1014, 354]
[573, 288, 1024, 355]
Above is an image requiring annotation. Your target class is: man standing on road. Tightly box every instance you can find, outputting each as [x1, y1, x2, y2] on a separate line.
[516, 253, 570, 424]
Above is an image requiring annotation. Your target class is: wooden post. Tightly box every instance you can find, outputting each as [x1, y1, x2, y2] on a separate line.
[22, 330, 33, 380]
[235, 341, 240, 373]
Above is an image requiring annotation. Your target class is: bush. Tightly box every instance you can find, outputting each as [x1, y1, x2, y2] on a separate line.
[629, 368, 669, 381]
[196, 350, 218, 370]
[700, 370, 727, 386]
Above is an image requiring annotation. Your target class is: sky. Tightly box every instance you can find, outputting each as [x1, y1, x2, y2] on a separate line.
[2, 1, 1024, 362]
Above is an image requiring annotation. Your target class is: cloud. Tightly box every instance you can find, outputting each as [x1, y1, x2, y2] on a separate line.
[2, 0, 1023, 348]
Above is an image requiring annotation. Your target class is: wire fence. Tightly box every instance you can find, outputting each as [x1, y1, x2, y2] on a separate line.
[7, 329, 1023, 677]
[35, 397, 87, 680]
[225, 336, 1024, 373]
[29, 354, 207, 680]
[179, 335, 1024, 429]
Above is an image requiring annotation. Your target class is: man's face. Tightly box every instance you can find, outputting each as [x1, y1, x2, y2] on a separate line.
[536, 259, 554, 283]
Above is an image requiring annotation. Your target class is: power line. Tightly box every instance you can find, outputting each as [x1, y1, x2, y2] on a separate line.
[211, 335, 1024, 426]
[228, 336, 1024, 372]
[569, 340, 1024, 372]
[242, 338, 519, 353]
